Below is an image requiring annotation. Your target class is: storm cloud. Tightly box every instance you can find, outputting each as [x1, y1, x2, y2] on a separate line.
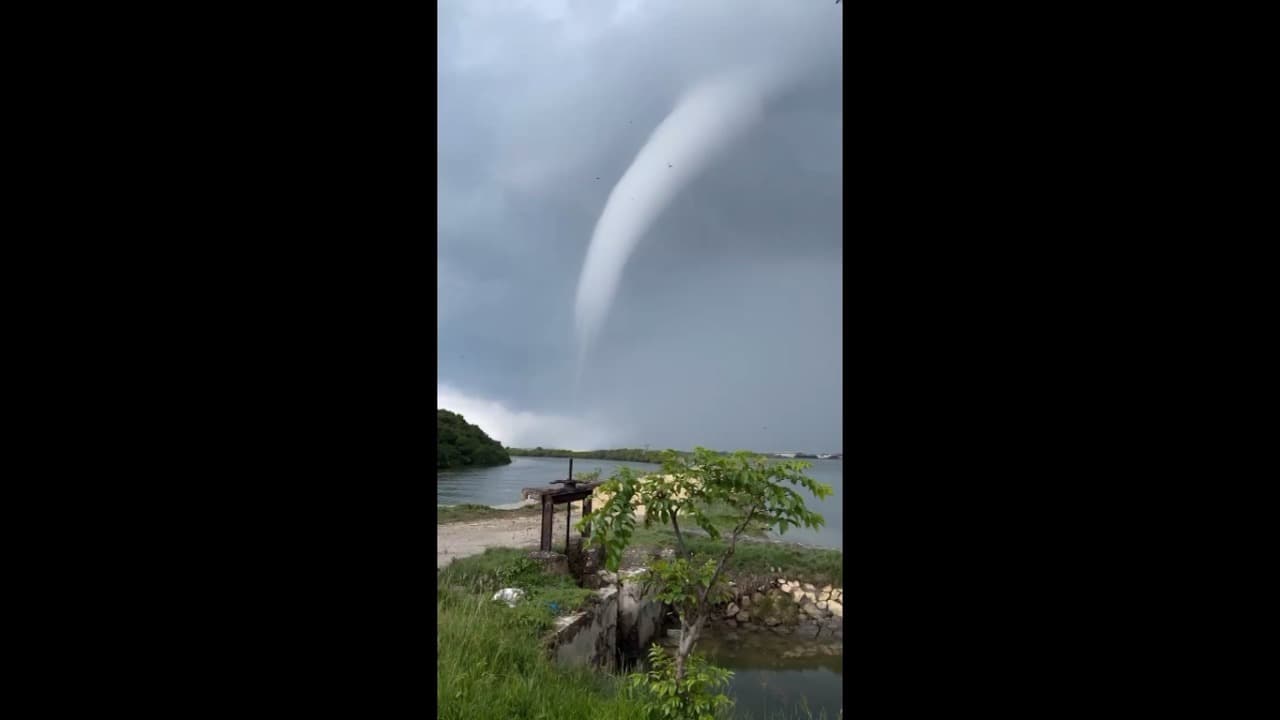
[438, 0, 842, 453]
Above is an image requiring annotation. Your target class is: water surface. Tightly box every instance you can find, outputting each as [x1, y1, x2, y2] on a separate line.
[437, 456, 842, 549]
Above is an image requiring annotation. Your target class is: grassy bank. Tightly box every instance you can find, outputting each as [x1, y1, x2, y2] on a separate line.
[436, 546, 843, 720]
[624, 526, 843, 588]
[437, 503, 541, 524]
[437, 548, 645, 719]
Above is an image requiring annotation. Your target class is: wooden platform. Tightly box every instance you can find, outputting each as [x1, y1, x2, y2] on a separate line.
[520, 481, 603, 552]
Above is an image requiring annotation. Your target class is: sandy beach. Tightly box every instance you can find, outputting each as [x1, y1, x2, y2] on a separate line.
[437, 500, 594, 569]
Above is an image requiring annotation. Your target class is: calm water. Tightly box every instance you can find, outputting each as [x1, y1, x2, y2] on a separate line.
[437, 456, 843, 549]
[436, 456, 660, 507]
[634, 629, 842, 720]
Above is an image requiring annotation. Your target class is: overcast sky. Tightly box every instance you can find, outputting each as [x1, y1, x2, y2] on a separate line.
[438, 0, 842, 453]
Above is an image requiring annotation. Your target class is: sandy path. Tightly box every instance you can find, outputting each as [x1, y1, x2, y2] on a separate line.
[437, 502, 590, 569]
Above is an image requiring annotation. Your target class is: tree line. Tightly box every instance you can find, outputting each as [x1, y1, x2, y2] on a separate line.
[506, 447, 692, 464]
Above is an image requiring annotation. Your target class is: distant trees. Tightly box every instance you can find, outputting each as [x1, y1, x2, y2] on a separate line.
[506, 447, 682, 464]
[437, 409, 511, 470]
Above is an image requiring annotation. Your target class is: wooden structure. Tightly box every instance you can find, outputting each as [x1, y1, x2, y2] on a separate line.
[521, 458, 602, 553]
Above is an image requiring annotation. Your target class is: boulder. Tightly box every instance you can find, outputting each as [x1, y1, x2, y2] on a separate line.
[725, 603, 740, 618]
[735, 610, 750, 623]
[828, 599, 843, 617]
[817, 600, 829, 611]
[740, 595, 752, 610]
[802, 602, 824, 620]
[802, 582, 816, 592]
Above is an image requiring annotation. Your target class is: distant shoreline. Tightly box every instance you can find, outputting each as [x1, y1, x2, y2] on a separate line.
[507, 448, 842, 463]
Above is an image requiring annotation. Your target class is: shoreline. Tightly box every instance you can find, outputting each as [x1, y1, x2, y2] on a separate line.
[436, 501, 842, 573]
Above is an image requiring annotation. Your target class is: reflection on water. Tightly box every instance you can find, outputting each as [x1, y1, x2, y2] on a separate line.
[726, 669, 842, 720]
[698, 628, 842, 720]
[627, 628, 841, 720]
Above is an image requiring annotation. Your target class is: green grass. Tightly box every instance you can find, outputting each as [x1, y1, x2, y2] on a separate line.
[623, 526, 842, 588]
[436, 533, 841, 720]
[437, 548, 649, 720]
[437, 503, 541, 524]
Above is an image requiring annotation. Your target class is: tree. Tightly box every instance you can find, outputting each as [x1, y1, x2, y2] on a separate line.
[578, 447, 832, 715]
[436, 409, 512, 469]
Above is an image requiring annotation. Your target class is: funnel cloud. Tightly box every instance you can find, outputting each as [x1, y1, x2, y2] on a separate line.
[439, 0, 842, 452]
[575, 66, 787, 367]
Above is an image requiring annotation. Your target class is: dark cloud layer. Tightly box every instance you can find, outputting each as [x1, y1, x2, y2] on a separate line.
[438, 0, 842, 452]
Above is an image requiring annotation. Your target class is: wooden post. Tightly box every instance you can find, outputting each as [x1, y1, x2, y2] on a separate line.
[565, 500, 572, 554]
[540, 494, 554, 552]
[582, 496, 592, 537]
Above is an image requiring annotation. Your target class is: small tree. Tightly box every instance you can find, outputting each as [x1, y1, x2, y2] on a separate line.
[578, 447, 832, 715]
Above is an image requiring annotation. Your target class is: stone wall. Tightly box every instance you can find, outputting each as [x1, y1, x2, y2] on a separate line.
[715, 577, 843, 641]
[617, 568, 663, 657]
[549, 586, 619, 671]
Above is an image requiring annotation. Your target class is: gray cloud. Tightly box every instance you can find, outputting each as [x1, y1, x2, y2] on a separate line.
[438, 0, 843, 453]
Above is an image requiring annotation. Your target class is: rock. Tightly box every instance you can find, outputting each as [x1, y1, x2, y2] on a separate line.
[752, 592, 765, 606]
[764, 615, 781, 627]
[819, 589, 831, 602]
[822, 584, 833, 595]
[599, 570, 618, 585]
[491, 588, 525, 607]
[802, 582, 816, 592]
[791, 589, 806, 603]
[817, 600, 829, 611]
[727, 619, 737, 628]
[736, 610, 750, 623]
[828, 600, 843, 617]
[802, 602, 824, 620]
[725, 603, 740, 618]
[740, 595, 752, 609]
[666, 628, 682, 640]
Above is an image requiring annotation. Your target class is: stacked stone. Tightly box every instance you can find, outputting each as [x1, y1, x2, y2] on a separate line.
[715, 576, 843, 641]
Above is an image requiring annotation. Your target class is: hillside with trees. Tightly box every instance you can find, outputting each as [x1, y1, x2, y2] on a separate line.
[437, 409, 511, 470]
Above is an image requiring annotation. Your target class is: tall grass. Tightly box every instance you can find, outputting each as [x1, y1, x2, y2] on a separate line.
[437, 548, 649, 720]
[437, 546, 841, 720]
